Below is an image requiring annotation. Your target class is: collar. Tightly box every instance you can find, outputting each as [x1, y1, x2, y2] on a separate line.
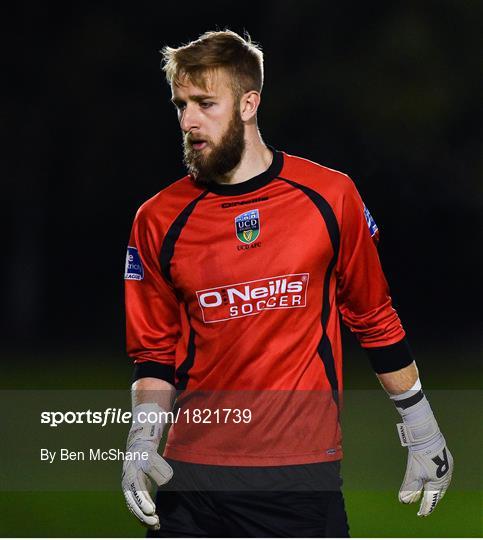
[204, 147, 283, 196]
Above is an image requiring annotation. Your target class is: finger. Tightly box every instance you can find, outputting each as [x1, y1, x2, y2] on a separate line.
[399, 472, 423, 504]
[124, 490, 160, 530]
[399, 485, 423, 504]
[438, 474, 452, 500]
[147, 454, 174, 486]
[123, 469, 157, 516]
[417, 488, 441, 517]
[135, 468, 158, 515]
[417, 476, 452, 517]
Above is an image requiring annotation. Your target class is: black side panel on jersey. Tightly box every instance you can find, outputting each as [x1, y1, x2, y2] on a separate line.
[176, 305, 196, 391]
[278, 177, 341, 408]
[158, 191, 208, 389]
[159, 190, 209, 284]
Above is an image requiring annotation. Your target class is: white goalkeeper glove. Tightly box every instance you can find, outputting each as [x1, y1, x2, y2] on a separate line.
[122, 403, 173, 530]
[391, 379, 453, 516]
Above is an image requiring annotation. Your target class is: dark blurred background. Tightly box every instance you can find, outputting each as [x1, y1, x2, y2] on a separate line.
[1, 2, 481, 536]
[3, 0, 482, 373]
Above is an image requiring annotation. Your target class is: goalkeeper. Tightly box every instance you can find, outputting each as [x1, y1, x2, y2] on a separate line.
[121, 29, 453, 537]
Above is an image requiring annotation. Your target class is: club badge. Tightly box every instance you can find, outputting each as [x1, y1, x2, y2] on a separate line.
[235, 209, 260, 244]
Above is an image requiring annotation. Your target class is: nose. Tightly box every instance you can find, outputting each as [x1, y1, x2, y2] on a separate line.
[180, 103, 200, 134]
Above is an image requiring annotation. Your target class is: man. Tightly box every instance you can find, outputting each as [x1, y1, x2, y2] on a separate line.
[122, 30, 453, 537]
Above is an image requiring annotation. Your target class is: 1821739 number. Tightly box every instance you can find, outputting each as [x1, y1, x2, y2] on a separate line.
[181, 408, 252, 424]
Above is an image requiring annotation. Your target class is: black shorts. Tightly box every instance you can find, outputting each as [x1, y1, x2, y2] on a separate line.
[148, 459, 349, 538]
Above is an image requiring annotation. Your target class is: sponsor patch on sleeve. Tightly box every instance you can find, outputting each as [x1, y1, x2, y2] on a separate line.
[124, 246, 144, 280]
[363, 204, 379, 237]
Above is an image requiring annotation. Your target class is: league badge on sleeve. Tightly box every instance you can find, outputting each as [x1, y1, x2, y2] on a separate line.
[235, 209, 260, 244]
[124, 246, 144, 280]
[363, 204, 379, 238]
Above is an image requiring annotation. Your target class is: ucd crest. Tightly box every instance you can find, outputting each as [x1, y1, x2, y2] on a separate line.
[235, 209, 260, 244]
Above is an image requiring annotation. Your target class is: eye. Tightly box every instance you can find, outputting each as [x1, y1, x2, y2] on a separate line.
[200, 101, 214, 109]
[172, 101, 185, 112]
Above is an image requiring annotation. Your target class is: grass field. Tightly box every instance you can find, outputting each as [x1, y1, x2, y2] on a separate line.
[0, 490, 480, 537]
[1, 341, 481, 537]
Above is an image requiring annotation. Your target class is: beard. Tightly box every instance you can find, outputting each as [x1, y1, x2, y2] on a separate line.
[183, 107, 245, 184]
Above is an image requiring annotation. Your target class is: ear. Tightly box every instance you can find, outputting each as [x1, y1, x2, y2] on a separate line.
[240, 91, 261, 122]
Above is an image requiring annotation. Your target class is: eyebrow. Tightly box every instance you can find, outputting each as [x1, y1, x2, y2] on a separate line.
[171, 94, 216, 106]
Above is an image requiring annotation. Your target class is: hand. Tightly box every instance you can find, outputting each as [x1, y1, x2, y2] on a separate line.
[390, 382, 454, 517]
[122, 440, 173, 530]
[399, 432, 453, 516]
[121, 403, 173, 530]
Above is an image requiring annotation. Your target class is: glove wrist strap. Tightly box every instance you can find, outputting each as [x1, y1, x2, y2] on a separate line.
[396, 416, 440, 447]
[127, 403, 168, 449]
[389, 379, 442, 452]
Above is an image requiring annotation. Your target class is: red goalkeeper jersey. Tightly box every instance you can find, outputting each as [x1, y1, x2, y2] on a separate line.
[125, 149, 412, 466]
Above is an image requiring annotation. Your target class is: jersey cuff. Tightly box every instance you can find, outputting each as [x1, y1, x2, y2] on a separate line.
[132, 361, 175, 385]
[365, 338, 414, 374]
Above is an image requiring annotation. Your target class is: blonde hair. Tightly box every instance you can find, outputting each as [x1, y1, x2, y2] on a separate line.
[161, 30, 264, 99]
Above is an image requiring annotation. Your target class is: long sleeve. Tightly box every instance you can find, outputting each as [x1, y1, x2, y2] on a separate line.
[125, 205, 181, 384]
[336, 179, 413, 372]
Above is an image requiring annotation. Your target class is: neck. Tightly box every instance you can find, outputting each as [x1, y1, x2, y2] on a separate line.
[217, 128, 273, 185]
